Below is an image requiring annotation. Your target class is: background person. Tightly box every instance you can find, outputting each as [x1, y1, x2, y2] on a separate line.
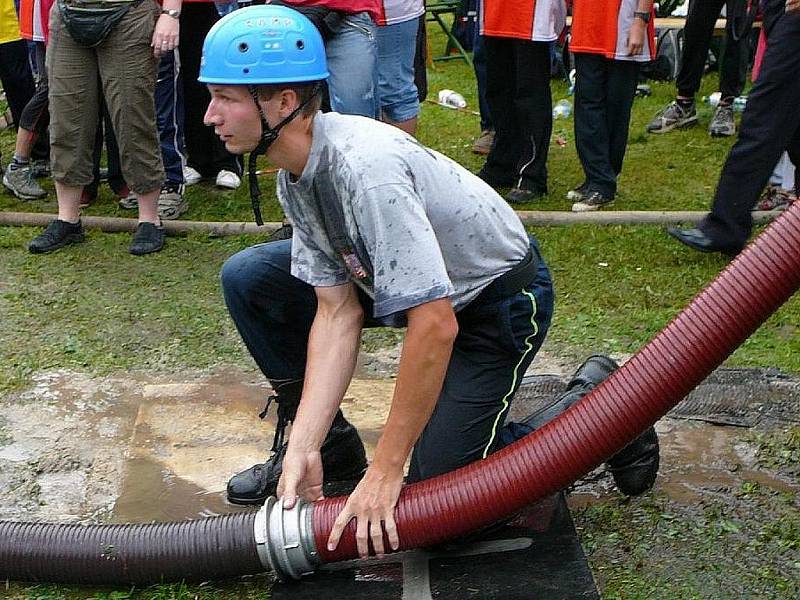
[568, 0, 656, 212]
[668, 0, 800, 255]
[646, 0, 754, 137]
[28, 0, 182, 255]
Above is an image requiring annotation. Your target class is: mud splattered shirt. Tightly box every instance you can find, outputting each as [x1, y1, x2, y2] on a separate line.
[277, 112, 529, 326]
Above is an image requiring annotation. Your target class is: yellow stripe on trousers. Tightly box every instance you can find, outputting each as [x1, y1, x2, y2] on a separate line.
[481, 288, 539, 459]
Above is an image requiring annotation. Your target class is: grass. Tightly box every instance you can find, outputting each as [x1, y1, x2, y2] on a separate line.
[1, 21, 798, 600]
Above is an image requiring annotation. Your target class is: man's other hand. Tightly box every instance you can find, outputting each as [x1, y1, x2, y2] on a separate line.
[787, 0, 800, 14]
[326, 464, 403, 558]
[277, 448, 324, 509]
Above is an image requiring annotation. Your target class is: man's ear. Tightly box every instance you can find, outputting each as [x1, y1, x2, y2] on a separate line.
[278, 88, 300, 118]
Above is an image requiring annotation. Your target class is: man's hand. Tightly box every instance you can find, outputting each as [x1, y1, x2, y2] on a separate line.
[277, 448, 324, 509]
[152, 14, 180, 58]
[627, 18, 646, 56]
[326, 464, 403, 557]
[787, 0, 800, 14]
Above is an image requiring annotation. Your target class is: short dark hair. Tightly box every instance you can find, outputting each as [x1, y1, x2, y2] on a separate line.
[256, 82, 322, 118]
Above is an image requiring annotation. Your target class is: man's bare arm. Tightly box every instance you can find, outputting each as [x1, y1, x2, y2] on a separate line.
[279, 283, 364, 507]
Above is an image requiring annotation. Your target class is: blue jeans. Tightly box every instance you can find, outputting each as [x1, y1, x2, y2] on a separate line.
[154, 49, 186, 186]
[221, 238, 554, 482]
[326, 12, 379, 118]
[376, 18, 420, 122]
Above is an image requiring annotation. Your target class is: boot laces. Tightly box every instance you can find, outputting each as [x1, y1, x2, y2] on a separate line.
[259, 394, 295, 453]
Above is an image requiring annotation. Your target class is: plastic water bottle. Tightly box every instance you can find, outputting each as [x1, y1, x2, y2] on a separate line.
[438, 89, 467, 109]
[214, 0, 238, 16]
[703, 91, 722, 107]
[552, 99, 572, 120]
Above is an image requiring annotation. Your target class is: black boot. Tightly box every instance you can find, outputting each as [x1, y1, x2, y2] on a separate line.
[522, 355, 660, 496]
[607, 427, 660, 496]
[227, 382, 367, 505]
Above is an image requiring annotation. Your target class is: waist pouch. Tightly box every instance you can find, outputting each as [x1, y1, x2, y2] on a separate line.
[268, 0, 343, 41]
[57, 0, 141, 48]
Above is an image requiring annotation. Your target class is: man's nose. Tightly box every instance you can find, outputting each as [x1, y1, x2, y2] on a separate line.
[203, 102, 220, 127]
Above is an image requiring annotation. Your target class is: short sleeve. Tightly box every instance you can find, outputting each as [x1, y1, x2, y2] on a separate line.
[289, 222, 350, 288]
[354, 183, 454, 318]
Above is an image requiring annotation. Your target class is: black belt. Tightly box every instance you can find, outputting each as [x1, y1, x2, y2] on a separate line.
[471, 246, 540, 306]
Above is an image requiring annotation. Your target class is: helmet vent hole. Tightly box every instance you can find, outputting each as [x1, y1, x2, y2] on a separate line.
[296, 40, 305, 50]
[239, 42, 249, 53]
[243, 68, 250, 74]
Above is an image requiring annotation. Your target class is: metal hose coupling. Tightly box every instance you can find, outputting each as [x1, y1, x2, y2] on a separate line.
[254, 496, 320, 580]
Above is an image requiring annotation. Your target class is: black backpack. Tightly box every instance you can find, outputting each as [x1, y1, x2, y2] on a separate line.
[640, 28, 684, 81]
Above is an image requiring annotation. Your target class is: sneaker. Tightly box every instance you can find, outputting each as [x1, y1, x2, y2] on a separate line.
[572, 190, 613, 212]
[157, 182, 188, 220]
[183, 165, 202, 186]
[755, 186, 796, 211]
[227, 387, 368, 505]
[708, 103, 736, 137]
[471, 129, 495, 155]
[129, 222, 165, 255]
[31, 159, 51, 179]
[505, 187, 544, 204]
[216, 169, 241, 189]
[118, 186, 138, 210]
[3, 164, 47, 200]
[645, 100, 698, 134]
[566, 182, 589, 202]
[28, 219, 84, 254]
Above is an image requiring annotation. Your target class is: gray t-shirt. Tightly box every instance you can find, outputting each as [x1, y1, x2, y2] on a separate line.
[277, 112, 530, 326]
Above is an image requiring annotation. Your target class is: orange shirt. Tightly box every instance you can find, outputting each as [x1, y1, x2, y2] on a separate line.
[482, 0, 567, 42]
[570, 0, 655, 62]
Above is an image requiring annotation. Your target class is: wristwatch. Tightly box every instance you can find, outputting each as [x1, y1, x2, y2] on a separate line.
[634, 11, 651, 23]
[161, 8, 181, 19]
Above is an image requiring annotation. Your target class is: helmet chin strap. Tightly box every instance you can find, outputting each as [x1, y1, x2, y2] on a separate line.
[246, 82, 322, 226]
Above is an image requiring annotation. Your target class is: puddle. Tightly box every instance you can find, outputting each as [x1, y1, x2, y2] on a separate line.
[570, 419, 798, 509]
[111, 456, 253, 523]
[654, 419, 797, 503]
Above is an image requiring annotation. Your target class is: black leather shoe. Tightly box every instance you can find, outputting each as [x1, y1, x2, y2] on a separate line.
[607, 426, 660, 496]
[523, 354, 619, 431]
[226, 412, 368, 505]
[667, 227, 742, 256]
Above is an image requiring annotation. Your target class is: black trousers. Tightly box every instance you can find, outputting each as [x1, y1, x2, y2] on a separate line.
[0, 40, 49, 161]
[179, 3, 242, 177]
[574, 54, 639, 198]
[676, 0, 750, 99]
[700, 0, 800, 251]
[482, 37, 552, 194]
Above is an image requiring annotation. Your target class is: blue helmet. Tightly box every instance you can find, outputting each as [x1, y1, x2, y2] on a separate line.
[199, 4, 329, 85]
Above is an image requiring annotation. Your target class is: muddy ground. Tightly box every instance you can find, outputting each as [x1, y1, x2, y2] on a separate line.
[0, 348, 798, 598]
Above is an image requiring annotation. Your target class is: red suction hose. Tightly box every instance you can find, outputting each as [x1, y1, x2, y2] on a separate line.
[314, 202, 800, 564]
